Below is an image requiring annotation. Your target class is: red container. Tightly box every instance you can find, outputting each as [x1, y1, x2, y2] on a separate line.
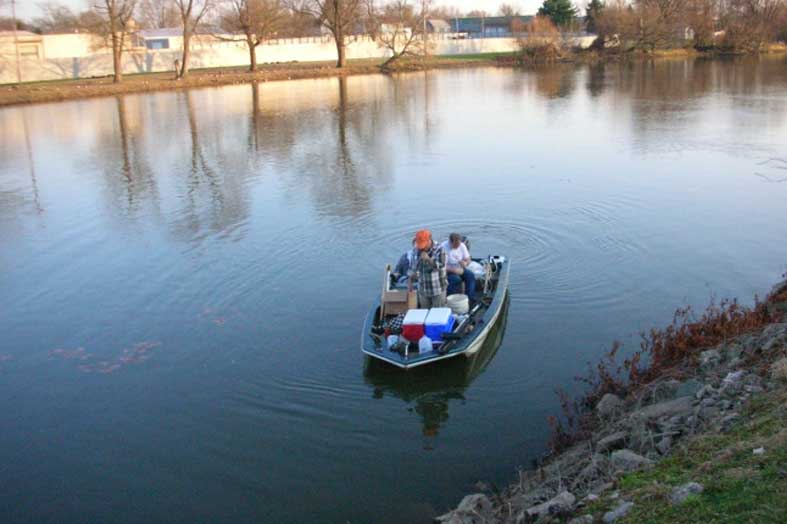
[402, 324, 425, 342]
[401, 309, 429, 342]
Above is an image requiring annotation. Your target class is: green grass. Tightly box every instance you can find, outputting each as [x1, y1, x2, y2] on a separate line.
[583, 388, 787, 523]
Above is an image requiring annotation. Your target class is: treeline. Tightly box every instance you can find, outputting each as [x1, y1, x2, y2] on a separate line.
[2, 0, 785, 84]
[587, 0, 787, 53]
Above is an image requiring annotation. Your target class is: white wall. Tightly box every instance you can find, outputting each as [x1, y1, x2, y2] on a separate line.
[0, 34, 596, 84]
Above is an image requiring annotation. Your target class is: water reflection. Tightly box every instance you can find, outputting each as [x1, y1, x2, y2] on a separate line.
[364, 297, 509, 448]
[587, 63, 606, 98]
[170, 90, 252, 241]
[93, 96, 161, 224]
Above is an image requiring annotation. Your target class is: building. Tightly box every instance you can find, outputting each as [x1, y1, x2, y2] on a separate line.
[137, 28, 182, 50]
[449, 16, 534, 37]
[0, 30, 44, 60]
[426, 19, 451, 34]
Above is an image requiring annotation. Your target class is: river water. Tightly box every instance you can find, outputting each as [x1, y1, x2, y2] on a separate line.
[1, 57, 787, 524]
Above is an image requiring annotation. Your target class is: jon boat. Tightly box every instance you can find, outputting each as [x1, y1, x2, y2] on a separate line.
[361, 255, 510, 369]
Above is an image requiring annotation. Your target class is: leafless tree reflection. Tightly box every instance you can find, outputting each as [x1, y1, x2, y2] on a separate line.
[93, 96, 161, 224]
[169, 90, 251, 241]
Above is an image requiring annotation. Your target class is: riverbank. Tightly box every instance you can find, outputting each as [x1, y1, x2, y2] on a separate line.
[4, 47, 784, 108]
[438, 278, 787, 524]
[0, 54, 507, 108]
[495, 43, 786, 66]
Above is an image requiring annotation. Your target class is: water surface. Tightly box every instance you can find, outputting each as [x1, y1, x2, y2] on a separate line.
[2, 56, 787, 524]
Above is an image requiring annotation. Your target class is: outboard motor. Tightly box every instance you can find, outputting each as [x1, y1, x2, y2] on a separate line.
[489, 255, 505, 273]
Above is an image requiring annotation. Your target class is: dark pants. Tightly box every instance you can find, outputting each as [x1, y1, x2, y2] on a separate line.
[447, 270, 476, 300]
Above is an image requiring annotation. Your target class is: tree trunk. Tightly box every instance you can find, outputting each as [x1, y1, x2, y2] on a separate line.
[112, 35, 123, 83]
[335, 32, 346, 68]
[110, 17, 122, 83]
[248, 36, 257, 72]
[180, 30, 192, 79]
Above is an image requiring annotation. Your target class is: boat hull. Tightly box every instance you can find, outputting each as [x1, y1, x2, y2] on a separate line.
[361, 257, 510, 370]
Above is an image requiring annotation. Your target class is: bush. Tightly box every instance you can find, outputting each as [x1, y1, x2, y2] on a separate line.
[516, 16, 565, 64]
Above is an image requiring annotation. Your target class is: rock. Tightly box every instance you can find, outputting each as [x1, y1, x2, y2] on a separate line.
[695, 385, 717, 400]
[631, 397, 693, 421]
[758, 323, 787, 352]
[656, 435, 672, 455]
[610, 449, 653, 472]
[597, 394, 624, 418]
[603, 501, 634, 523]
[572, 454, 610, 492]
[720, 413, 740, 432]
[524, 491, 576, 520]
[584, 494, 599, 503]
[568, 516, 594, 524]
[719, 399, 733, 411]
[753, 447, 766, 456]
[699, 406, 720, 421]
[722, 370, 746, 387]
[669, 482, 704, 505]
[699, 397, 717, 408]
[651, 379, 680, 402]
[436, 494, 493, 524]
[699, 349, 721, 371]
[771, 358, 787, 383]
[724, 341, 745, 360]
[675, 379, 704, 399]
[597, 432, 627, 452]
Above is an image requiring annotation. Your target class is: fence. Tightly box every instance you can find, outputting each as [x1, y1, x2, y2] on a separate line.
[0, 32, 597, 84]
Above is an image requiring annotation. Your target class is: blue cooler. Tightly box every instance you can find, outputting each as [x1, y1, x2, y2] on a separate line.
[424, 308, 456, 342]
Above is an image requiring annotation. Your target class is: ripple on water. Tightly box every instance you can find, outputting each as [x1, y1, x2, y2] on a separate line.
[367, 202, 648, 312]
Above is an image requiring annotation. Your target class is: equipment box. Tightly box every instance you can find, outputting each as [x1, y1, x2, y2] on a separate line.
[424, 308, 456, 341]
[402, 309, 429, 341]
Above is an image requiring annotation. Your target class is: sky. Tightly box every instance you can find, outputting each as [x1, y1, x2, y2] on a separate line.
[9, 0, 575, 22]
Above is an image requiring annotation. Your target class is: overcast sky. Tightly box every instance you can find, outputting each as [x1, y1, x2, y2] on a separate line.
[10, 0, 582, 22]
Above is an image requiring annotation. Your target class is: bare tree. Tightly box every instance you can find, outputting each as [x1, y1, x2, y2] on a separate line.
[595, 0, 687, 51]
[686, 0, 719, 48]
[367, 0, 427, 69]
[33, 2, 103, 33]
[498, 3, 521, 16]
[428, 4, 462, 19]
[174, 0, 214, 78]
[634, 0, 687, 51]
[219, 0, 287, 71]
[92, 0, 138, 83]
[34, 2, 78, 32]
[293, 0, 365, 67]
[138, 0, 180, 28]
[721, 0, 785, 51]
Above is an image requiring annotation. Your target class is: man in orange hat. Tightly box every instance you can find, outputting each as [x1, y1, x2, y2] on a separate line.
[408, 230, 447, 308]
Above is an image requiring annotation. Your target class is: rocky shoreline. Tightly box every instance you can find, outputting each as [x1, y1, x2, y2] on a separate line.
[437, 280, 787, 524]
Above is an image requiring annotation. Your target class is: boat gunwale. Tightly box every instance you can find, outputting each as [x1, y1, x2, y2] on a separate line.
[361, 257, 510, 369]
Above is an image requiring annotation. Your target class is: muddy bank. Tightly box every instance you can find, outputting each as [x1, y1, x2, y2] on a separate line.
[0, 56, 500, 108]
[438, 279, 787, 524]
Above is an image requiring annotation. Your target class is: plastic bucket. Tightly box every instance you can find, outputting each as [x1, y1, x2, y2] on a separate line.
[447, 294, 469, 315]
